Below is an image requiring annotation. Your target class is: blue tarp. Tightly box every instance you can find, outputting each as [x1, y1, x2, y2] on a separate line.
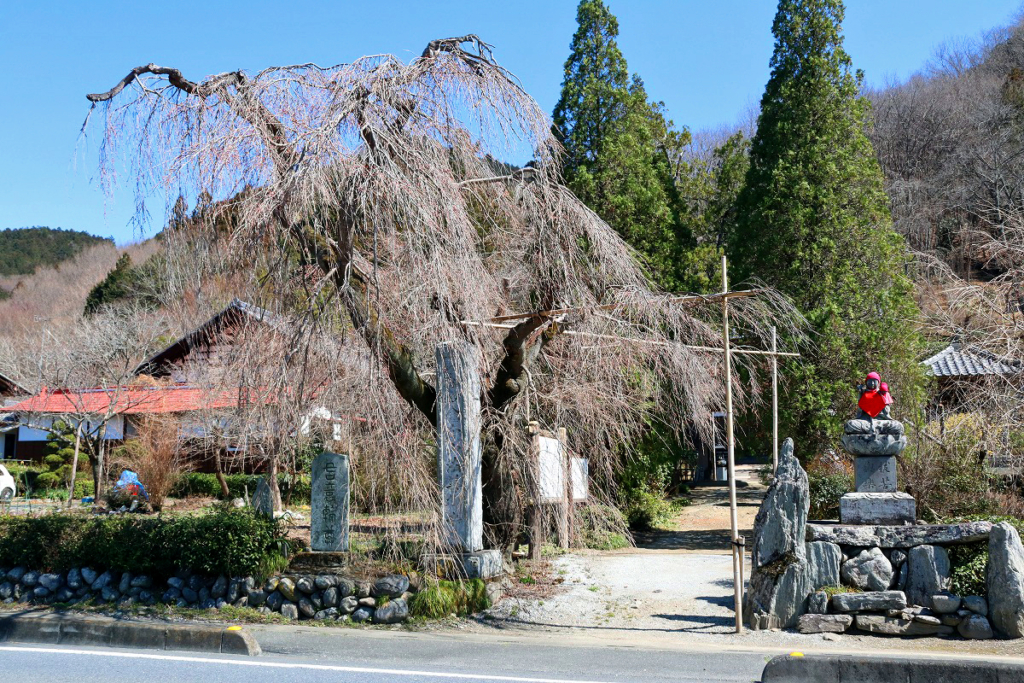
[113, 470, 149, 500]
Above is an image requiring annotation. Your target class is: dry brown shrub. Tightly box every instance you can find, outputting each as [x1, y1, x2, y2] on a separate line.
[109, 415, 185, 511]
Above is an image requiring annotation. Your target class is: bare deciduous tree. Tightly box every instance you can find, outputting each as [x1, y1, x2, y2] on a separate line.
[84, 36, 800, 547]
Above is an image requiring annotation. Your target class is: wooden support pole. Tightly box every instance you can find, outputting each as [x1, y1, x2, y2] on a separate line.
[558, 426, 570, 549]
[772, 326, 779, 475]
[722, 255, 743, 634]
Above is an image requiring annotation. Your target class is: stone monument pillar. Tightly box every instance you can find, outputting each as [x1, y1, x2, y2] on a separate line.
[434, 341, 502, 579]
[839, 373, 915, 524]
[311, 452, 350, 552]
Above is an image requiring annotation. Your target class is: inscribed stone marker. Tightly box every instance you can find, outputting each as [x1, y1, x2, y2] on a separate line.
[436, 341, 483, 552]
[311, 452, 350, 552]
[253, 477, 273, 518]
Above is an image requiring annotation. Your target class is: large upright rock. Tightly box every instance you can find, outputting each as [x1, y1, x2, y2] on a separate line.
[751, 438, 809, 570]
[988, 522, 1024, 638]
[905, 545, 950, 609]
[747, 439, 840, 630]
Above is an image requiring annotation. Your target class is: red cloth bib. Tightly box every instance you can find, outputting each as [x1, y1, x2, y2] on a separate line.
[858, 390, 886, 418]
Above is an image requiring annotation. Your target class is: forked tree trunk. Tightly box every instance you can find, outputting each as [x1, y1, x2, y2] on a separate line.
[212, 449, 231, 499]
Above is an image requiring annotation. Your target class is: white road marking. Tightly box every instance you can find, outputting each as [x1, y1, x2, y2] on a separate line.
[0, 645, 616, 683]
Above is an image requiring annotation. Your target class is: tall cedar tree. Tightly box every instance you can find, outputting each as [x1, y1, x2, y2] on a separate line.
[730, 0, 922, 455]
[553, 0, 702, 292]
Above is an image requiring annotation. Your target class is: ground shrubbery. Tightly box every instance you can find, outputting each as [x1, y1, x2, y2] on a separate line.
[170, 473, 311, 504]
[0, 508, 283, 578]
[408, 579, 490, 618]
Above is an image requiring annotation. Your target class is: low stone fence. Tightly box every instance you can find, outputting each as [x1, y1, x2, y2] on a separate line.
[0, 566, 417, 624]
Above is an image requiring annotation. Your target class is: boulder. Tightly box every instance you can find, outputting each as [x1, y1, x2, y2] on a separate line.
[315, 575, 336, 591]
[796, 614, 852, 634]
[314, 608, 339, 620]
[931, 593, 961, 614]
[101, 586, 120, 603]
[227, 578, 243, 603]
[247, 589, 268, 607]
[832, 591, 907, 612]
[841, 548, 892, 591]
[277, 577, 298, 602]
[264, 577, 280, 593]
[340, 596, 359, 614]
[807, 591, 829, 615]
[373, 598, 409, 624]
[296, 576, 316, 594]
[167, 577, 184, 590]
[905, 545, 950, 609]
[987, 521, 1024, 638]
[6, 567, 26, 583]
[336, 578, 356, 598]
[322, 587, 339, 608]
[854, 614, 954, 636]
[265, 591, 283, 612]
[750, 439, 808, 570]
[181, 587, 198, 603]
[131, 575, 153, 589]
[806, 542, 842, 587]
[357, 581, 373, 598]
[0, 583, 12, 600]
[958, 614, 994, 640]
[80, 567, 97, 585]
[38, 573, 63, 592]
[210, 575, 228, 598]
[963, 596, 988, 616]
[352, 607, 373, 623]
[280, 601, 299, 620]
[298, 597, 316, 618]
[374, 575, 411, 599]
[21, 571, 39, 587]
[359, 597, 376, 608]
[66, 569, 82, 590]
[118, 573, 133, 594]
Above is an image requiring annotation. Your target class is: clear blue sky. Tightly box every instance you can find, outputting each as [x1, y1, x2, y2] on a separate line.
[1, 0, 1021, 245]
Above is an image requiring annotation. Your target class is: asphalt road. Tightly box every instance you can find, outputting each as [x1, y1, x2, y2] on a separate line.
[0, 629, 773, 683]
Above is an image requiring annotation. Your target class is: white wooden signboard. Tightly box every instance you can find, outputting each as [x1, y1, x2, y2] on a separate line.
[537, 435, 564, 502]
[570, 457, 589, 502]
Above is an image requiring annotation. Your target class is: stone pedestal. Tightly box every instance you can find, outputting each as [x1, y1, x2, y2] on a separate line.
[854, 456, 897, 493]
[840, 492, 915, 525]
[421, 549, 504, 580]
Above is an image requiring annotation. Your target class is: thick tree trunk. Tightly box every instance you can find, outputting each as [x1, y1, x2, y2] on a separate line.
[212, 449, 231, 499]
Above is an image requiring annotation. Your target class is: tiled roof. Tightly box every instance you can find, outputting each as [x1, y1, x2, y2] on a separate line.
[133, 298, 284, 376]
[6, 385, 260, 416]
[922, 343, 1019, 377]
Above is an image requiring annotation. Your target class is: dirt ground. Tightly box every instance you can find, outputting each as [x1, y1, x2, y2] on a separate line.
[472, 461, 1024, 658]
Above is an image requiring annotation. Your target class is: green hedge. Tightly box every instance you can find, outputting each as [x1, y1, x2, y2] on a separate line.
[0, 509, 282, 578]
[170, 473, 311, 504]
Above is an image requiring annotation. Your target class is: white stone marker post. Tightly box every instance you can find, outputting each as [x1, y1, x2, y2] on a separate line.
[436, 341, 484, 553]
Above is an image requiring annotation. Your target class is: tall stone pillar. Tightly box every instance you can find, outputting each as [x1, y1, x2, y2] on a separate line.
[436, 341, 483, 552]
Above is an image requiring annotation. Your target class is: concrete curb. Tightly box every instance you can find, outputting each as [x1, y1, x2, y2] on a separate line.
[0, 611, 260, 656]
[762, 652, 1024, 682]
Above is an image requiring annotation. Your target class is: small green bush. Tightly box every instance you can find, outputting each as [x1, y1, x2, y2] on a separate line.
[944, 515, 1024, 598]
[0, 508, 283, 578]
[408, 579, 490, 618]
[622, 489, 679, 531]
[808, 470, 852, 520]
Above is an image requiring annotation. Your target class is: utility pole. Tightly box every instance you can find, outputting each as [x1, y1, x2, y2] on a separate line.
[721, 255, 743, 634]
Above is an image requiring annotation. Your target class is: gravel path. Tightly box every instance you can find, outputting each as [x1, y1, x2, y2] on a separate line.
[473, 462, 1024, 658]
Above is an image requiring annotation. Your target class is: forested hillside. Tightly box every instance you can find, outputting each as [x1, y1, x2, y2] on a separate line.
[0, 227, 110, 277]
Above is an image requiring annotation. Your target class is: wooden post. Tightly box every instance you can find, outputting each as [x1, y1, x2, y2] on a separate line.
[66, 421, 83, 508]
[722, 255, 743, 634]
[558, 426, 569, 549]
[528, 421, 542, 559]
[772, 326, 779, 475]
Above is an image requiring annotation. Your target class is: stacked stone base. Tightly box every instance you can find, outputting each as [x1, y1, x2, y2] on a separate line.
[798, 589, 993, 639]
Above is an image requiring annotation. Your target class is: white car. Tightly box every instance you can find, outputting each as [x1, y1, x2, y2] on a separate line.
[0, 464, 15, 501]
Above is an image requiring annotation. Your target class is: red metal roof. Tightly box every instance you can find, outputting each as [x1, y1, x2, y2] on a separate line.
[7, 385, 253, 416]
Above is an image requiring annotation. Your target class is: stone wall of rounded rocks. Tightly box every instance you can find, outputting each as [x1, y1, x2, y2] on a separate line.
[0, 566, 416, 624]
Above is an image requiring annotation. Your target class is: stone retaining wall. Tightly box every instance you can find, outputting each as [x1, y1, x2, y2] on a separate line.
[746, 438, 1024, 639]
[0, 566, 418, 624]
